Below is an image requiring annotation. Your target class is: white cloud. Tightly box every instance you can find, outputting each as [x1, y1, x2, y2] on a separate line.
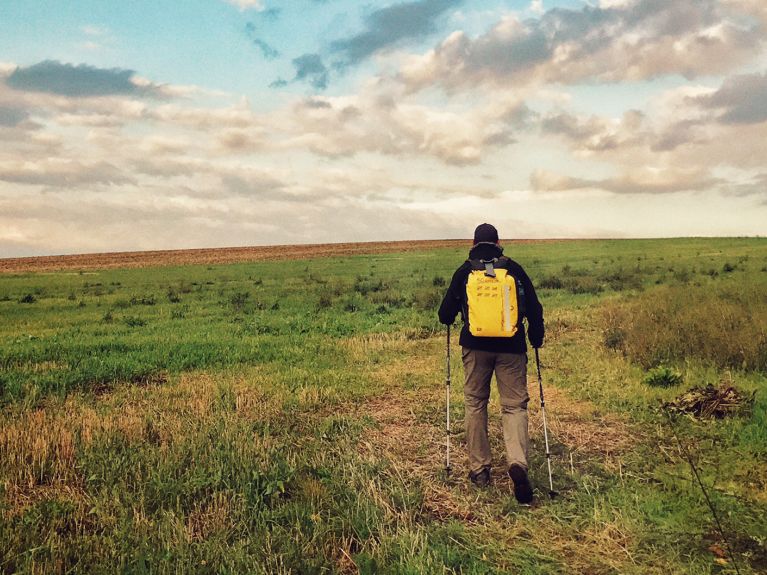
[400, 0, 764, 93]
[224, 0, 264, 11]
[529, 0, 544, 16]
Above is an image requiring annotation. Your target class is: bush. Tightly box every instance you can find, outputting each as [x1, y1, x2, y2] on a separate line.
[601, 283, 767, 371]
[603, 326, 626, 351]
[642, 366, 683, 387]
[167, 289, 181, 303]
[124, 315, 146, 327]
[539, 275, 563, 289]
[565, 276, 603, 295]
[599, 269, 642, 291]
[229, 292, 250, 311]
[432, 275, 446, 287]
[412, 287, 441, 311]
[18, 294, 36, 304]
[130, 295, 156, 306]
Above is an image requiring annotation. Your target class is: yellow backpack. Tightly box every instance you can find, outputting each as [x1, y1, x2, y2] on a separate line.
[466, 258, 520, 338]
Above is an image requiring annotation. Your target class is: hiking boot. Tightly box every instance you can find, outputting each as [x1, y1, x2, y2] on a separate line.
[508, 464, 533, 504]
[469, 467, 491, 488]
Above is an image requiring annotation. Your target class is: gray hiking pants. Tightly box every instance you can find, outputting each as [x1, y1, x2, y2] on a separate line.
[462, 348, 529, 474]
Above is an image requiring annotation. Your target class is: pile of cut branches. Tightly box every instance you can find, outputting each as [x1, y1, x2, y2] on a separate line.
[663, 384, 755, 419]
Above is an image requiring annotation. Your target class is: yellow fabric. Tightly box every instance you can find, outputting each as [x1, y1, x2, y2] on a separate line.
[467, 268, 518, 337]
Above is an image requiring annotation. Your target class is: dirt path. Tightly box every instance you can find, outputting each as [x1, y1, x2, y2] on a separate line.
[354, 335, 638, 507]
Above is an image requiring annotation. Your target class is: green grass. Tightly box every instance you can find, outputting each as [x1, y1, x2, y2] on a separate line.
[1, 238, 766, 573]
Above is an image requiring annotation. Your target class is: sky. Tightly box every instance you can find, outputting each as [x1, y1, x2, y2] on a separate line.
[0, 0, 766, 257]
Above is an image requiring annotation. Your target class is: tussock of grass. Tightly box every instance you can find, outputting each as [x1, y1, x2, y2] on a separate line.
[603, 282, 767, 371]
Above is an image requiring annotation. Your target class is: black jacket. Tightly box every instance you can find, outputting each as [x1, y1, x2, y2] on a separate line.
[438, 243, 544, 353]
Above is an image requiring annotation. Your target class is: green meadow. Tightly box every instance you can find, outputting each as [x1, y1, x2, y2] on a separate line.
[1, 238, 766, 574]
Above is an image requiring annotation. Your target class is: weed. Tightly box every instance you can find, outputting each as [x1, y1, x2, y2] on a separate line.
[129, 295, 156, 306]
[124, 315, 146, 327]
[432, 275, 446, 287]
[412, 287, 441, 311]
[167, 289, 181, 303]
[229, 291, 250, 311]
[603, 327, 626, 351]
[539, 275, 563, 289]
[642, 366, 683, 387]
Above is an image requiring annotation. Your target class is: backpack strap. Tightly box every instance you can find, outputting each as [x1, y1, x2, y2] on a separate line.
[468, 258, 499, 277]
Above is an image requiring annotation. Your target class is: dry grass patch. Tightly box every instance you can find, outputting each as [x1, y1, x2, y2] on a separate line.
[0, 368, 284, 517]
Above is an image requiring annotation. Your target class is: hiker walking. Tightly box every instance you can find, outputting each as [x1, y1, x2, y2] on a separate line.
[438, 224, 544, 503]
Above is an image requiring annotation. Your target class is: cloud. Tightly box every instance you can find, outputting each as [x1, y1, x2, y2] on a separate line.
[280, 85, 529, 165]
[224, 0, 264, 11]
[693, 71, 767, 124]
[0, 158, 130, 188]
[245, 23, 280, 59]
[291, 53, 329, 89]
[330, 0, 463, 67]
[0, 105, 28, 127]
[401, 0, 764, 92]
[540, 109, 646, 152]
[529, 0, 544, 15]
[6, 60, 165, 98]
[531, 167, 720, 194]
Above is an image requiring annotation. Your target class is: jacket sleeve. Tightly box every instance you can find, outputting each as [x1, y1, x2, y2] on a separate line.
[519, 267, 544, 348]
[438, 266, 466, 325]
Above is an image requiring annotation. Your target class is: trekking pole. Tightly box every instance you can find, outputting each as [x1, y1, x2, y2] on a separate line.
[535, 348, 557, 498]
[445, 324, 452, 477]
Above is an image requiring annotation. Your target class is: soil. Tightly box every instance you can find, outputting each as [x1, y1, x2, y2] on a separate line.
[0, 239, 552, 274]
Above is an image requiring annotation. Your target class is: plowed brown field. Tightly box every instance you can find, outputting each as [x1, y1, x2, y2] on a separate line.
[0, 239, 548, 273]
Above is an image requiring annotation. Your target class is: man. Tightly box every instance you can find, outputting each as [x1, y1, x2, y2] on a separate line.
[438, 223, 544, 503]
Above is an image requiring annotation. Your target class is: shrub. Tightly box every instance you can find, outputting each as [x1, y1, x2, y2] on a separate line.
[432, 275, 446, 287]
[130, 295, 157, 306]
[722, 262, 735, 273]
[539, 275, 563, 289]
[565, 276, 603, 295]
[412, 287, 441, 311]
[124, 315, 146, 327]
[601, 283, 767, 371]
[599, 269, 642, 291]
[167, 289, 181, 303]
[229, 291, 250, 310]
[603, 327, 626, 351]
[642, 366, 683, 387]
[354, 277, 387, 296]
[18, 294, 36, 304]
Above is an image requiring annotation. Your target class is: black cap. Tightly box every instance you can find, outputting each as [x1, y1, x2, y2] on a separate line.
[473, 223, 499, 244]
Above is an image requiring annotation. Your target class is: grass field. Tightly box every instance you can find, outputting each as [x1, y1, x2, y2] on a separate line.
[1, 238, 766, 574]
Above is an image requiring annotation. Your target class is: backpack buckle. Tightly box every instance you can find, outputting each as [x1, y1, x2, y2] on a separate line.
[480, 258, 497, 278]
